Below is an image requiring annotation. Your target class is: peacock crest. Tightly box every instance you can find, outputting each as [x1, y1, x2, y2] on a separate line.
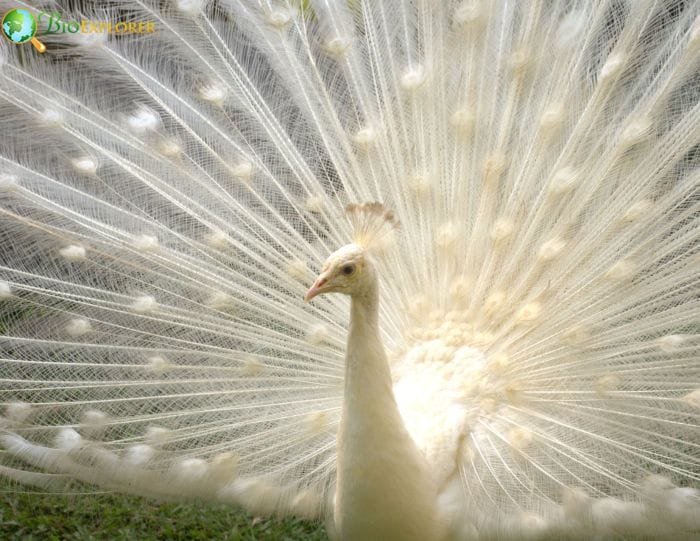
[345, 202, 399, 250]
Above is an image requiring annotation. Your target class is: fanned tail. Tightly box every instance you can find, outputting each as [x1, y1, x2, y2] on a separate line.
[0, 0, 698, 538]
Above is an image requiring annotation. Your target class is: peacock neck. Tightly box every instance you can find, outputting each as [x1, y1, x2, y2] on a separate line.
[343, 287, 396, 416]
[334, 281, 442, 540]
[344, 285, 392, 404]
[349, 287, 379, 329]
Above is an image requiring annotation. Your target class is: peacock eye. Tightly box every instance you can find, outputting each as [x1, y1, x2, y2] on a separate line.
[342, 264, 355, 276]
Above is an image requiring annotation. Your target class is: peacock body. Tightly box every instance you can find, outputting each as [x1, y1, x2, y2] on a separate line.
[0, 0, 699, 539]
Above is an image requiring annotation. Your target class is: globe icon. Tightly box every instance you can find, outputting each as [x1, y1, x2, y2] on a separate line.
[2, 9, 37, 44]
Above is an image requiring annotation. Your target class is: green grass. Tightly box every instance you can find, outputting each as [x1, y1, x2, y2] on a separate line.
[0, 491, 329, 540]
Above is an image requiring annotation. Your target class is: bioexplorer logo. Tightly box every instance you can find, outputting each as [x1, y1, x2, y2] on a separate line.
[2, 8, 45, 52]
[2, 8, 156, 53]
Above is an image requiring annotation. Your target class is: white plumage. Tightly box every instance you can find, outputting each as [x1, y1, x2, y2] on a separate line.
[0, 1, 699, 539]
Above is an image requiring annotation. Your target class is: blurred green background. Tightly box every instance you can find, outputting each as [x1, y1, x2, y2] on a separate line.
[0, 488, 329, 540]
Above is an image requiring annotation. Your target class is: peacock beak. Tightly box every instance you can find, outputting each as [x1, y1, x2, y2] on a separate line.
[304, 274, 329, 302]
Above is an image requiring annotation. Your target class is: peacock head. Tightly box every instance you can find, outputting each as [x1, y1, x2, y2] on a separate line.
[304, 243, 369, 301]
[304, 203, 398, 302]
